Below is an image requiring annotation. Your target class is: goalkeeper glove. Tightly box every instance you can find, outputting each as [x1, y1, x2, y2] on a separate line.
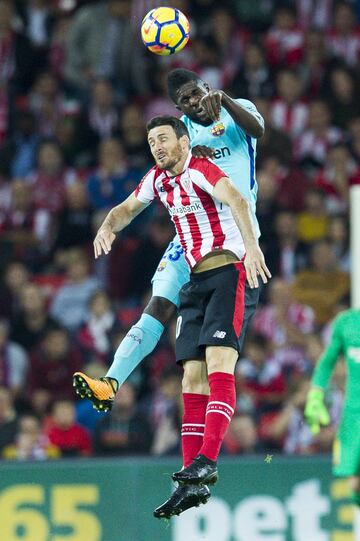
[304, 388, 330, 435]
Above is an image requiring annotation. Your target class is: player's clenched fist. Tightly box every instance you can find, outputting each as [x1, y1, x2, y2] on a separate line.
[94, 226, 116, 259]
[199, 90, 223, 122]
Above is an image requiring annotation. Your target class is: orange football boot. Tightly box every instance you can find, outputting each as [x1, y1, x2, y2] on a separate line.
[73, 372, 118, 412]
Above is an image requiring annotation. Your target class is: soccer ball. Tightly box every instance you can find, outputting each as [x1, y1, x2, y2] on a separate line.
[141, 6, 190, 56]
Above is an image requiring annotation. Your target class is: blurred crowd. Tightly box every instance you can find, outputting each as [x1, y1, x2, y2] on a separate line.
[0, 0, 357, 460]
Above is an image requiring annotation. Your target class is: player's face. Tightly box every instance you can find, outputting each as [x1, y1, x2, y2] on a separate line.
[147, 125, 185, 170]
[175, 81, 212, 125]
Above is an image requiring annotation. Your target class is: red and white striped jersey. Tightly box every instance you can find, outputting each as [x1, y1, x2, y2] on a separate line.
[135, 153, 245, 269]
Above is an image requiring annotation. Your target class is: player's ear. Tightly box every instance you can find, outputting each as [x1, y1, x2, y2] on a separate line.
[204, 82, 211, 92]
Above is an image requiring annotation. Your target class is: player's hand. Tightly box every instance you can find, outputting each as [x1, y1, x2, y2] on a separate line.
[93, 226, 116, 259]
[199, 90, 223, 122]
[304, 388, 330, 435]
[191, 145, 215, 159]
[243, 244, 272, 289]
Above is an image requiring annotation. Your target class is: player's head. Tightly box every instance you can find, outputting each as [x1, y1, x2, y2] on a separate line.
[167, 69, 212, 126]
[146, 115, 190, 170]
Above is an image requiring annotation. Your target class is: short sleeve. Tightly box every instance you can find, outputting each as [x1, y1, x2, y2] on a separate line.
[135, 167, 156, 204]
[189, 157, 228, 195]
[235, 99, 265, 130]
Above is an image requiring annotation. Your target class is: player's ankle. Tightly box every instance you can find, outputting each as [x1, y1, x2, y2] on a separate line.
[105, 377, 119, 393]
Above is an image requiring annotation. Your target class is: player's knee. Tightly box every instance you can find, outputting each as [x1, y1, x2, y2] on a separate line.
[182, 362, 209, 394]
[206, 347, 238, 375]
[144, 296, 176, 326]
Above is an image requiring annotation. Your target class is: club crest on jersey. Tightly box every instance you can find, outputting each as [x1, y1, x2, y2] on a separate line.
[181, 175, 192, 192]
[157, 261, 167, 272]
[211, 123, 225, 137]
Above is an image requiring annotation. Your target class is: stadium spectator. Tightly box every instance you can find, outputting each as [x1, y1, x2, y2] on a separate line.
[0, 386, 18, 452]
[270, 69, 308, 138]
[52, 181, 93, 253]
[230, 41, 274, 100]
[325, 67, 360, 130]
[298, 29, 329, 98]
[2, 413, 60, 460]
[297, 187, 330, 244]
[0, 261, 29, 319]
[223, 413, 260, 455]
[254, 98, 292, 165]
[315, 144, 360, 213]
[326, 2, 360, 67]
[291, 240, 350, 325]
[93, 382, 152, 456]
[46, 399, 92, 457]
[64, 0, 149, 99]
[117, 103, 152, 170]
[263, 210, 308, 281]
[294, 100, 343, 171]
[10, 283, 56, 351]
[85, 78, 119, 142]
[50, 249, 100, 331]
[86, 137, 142, 213]
[264, 5, 303, 67]
[327, 214, 350, 273]
[0, 319, 28, 394]
[28, 326, 83, 404]
[77, 290, 117, 363]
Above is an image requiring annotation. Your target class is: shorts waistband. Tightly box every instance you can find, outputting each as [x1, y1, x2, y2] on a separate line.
[190, 261, 243, 281]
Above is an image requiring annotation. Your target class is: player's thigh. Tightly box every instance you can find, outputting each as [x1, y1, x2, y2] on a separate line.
[199, 263, 246, 353]
[176, 281, 205, 364]
[333, 412, 360, 477]
[237, 282, 261, 353]
[151, 239, 190, 307]
[182, 360, 209, 394]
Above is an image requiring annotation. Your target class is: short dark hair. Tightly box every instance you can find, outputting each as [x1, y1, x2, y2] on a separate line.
[146, 115, 189, 139]
[167, 69, 202, 104]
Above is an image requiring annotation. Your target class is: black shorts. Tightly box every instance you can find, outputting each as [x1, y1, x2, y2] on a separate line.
[176, 262, 260, 363]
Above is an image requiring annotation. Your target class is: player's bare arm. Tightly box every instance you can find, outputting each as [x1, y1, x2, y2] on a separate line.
[213, 177, 271, 289]
[93, 193, 148, 259]
[199, 91, 264, 138]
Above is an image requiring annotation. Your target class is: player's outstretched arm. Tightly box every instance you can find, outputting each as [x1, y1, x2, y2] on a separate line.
[213, 177, 271, 289]
[199, 91, 264, 138]
[304, 314, 344, 433]
[93, 193, 148, 259]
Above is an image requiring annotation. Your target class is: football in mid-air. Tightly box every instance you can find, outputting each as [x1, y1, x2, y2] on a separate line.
[141, 7, 190, 56]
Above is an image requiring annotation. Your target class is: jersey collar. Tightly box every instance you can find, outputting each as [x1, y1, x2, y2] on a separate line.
[164, 151, 192, 178]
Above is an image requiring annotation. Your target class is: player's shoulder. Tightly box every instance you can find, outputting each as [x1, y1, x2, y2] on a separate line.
[234, 98, 258, 112]
[333, 308, 358, 327]
[188, 156, 217, 173]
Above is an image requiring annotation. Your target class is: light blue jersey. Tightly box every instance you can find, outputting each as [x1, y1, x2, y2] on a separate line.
[152, 99, 264, 306]
[182, 99, 262, 237]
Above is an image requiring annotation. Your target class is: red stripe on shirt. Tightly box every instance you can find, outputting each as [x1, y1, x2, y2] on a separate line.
[192, 181, 226, 250]
[174, 174, 202, 262]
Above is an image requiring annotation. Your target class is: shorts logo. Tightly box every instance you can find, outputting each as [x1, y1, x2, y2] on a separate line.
[213, 330, 226, 339]
[157, 261, 167, 272]
[211, 123, 225, 137]
[176, 316, 182, 339]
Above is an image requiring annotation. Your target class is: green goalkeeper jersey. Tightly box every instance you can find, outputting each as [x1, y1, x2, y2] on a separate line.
[312, 309, 360, 412]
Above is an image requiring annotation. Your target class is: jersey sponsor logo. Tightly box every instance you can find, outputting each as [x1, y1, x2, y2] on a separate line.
[213, 330, 227, 339]
[167, 201, 204, 216]
[211, 122, 225, 137]
[213, 146, 231, 159]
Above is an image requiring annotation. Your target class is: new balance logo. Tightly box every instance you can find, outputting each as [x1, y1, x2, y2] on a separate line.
[213, 330, 226, 339]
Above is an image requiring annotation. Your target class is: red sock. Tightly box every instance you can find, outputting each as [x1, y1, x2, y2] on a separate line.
[181, 393, 209, 467]
[198, 372, 236, 462]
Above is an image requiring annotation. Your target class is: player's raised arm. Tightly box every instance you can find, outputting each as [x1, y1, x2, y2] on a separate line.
[199, 91, 264, 138]
[213, 177, 271, 289]
[93, 193, 148, 259]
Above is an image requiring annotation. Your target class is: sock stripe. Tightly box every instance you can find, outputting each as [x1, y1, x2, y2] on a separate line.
[207, 400, 235, 414]
[181, 432, 205, 437]
[182, 423, 206, 427]
[206, 409, 232, 422]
